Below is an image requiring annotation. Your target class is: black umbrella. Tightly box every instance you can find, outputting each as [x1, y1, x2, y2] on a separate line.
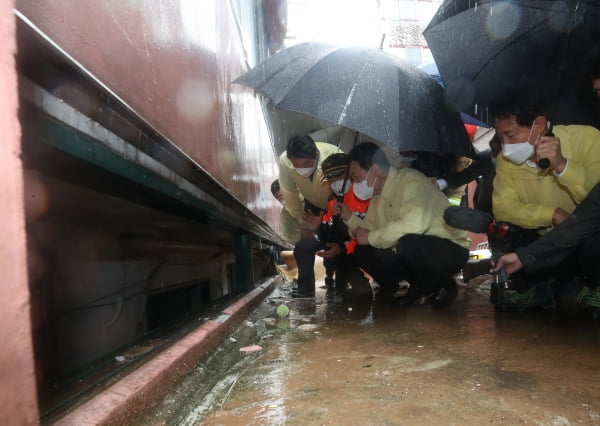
[233, 42, 473, 157]
[423, 0, 600, 125]
[418, 61, 492, 128]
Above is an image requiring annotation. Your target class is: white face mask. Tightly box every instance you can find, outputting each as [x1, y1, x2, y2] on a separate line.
[353, 168, 376, 200]
[330, 179, 351, 196]
[501, 124, 536, 165]
[502, 142, 535, 164]
[294, 162, 315, 177]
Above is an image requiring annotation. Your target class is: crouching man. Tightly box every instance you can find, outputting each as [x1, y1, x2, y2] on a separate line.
[334, 142, 470, 307]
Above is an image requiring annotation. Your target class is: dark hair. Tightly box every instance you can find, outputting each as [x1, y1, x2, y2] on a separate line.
[584, 46, 600, 82]
[488, 88, 549, 127]
[489, 133, 501, 148]
[270, 179, 280, 197]
[348, 142, 389, 171]
[286, 135, 317, 159]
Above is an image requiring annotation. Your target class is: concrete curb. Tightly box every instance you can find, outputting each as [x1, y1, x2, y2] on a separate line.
[53, 276, 282, 426]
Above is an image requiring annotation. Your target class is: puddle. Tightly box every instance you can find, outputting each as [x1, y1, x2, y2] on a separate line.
[137, 281, 600, 425]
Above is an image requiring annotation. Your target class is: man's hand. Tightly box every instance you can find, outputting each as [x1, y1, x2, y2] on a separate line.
[301, 210, 323, 231]
[490, 253, 523, 276]
[354, 227, 370, 245]
[428, 176, 440, 189]
[535, 135, 567, 173]
[316, 243, 342, 259]
[552, 207, 570, 226]
[332, 200, 352, 221]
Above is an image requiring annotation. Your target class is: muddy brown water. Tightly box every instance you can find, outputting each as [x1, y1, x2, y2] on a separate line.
[138, 277, 600, 426]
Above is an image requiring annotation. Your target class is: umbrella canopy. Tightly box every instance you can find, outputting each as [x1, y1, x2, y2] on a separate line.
[423, 0, 600, 125]
[234, 42, 473, 157]
[418, 61, 491, 128]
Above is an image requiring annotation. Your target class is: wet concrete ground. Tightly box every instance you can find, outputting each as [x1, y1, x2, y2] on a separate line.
[138, 277, 600, 426]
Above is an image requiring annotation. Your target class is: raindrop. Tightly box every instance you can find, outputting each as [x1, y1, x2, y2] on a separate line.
[548, 1, 570, 34]
[175, 78, 215, 124]
[485, 2, 521, 41]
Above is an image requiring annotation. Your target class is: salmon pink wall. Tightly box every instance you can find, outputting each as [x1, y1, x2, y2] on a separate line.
[0, 1, 39, 423]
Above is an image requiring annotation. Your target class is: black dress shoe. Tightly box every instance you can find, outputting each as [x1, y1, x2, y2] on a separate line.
[291, 289, 315, 298]
[429, 281, 458, 308]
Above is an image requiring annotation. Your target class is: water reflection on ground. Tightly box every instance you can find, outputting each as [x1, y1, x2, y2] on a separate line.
[141, 280, 600, 426]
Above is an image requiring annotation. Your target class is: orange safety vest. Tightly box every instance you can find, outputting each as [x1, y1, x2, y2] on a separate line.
[322, 187, 370, 254]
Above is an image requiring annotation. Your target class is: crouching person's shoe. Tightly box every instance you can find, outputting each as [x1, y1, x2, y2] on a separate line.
[291, 288, 315, 298]
[499, 281, 554, 312]
[576, 285, 600, 320]
[429, 280, 458, 308]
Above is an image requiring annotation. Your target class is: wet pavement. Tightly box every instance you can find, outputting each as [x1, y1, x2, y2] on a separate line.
[137, 277, 600, 426]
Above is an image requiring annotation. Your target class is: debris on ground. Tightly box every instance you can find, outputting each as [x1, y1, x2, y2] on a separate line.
[276, 304, 290, 318]
[465, 274, 493, 293]
[239, 345, 263, 353]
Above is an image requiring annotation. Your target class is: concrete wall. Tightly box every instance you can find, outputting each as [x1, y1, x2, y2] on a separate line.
[0, 1, 39, 424]
[15, 0, 282, 231]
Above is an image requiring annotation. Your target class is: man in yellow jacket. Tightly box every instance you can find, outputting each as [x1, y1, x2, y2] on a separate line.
[270, 179, 300, 245]
[488, 89, 600, 311]
[335, 142, 470, 308]
[278, 135, 342, 297]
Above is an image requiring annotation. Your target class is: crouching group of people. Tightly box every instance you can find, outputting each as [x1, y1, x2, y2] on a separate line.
[440, 88, 600, 316]
[275, 134, 470, 308]
[274, 86, 600, 315]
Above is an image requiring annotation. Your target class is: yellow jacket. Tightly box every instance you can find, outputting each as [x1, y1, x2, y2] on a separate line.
[345, 167, 470, 250]
[279, 142, 342, 224]
[279, 207, 301, 244]
[493, 125, 600, 229]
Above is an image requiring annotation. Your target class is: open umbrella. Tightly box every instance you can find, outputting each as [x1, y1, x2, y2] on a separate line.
[233, 42, 473, 157]
[423, 0, 600, 125]
[417, 61, 492, 128]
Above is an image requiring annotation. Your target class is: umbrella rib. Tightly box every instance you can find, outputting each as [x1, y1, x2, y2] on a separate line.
[471, 18, 552, 81]
[337, 51, 377, 123]
[338, 83, 359, 123]
[471, 0, 589, 83]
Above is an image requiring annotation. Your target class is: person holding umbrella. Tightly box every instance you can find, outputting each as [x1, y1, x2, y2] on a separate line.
[487, 88, 600, 311]
[334, 142, 470, 308]
[278, 134, 342, 298]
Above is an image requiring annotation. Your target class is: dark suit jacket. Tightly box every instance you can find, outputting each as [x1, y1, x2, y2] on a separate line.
[471, 150, 496, 214]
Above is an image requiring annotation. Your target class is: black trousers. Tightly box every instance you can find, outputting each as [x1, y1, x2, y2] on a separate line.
[294, 236, 371, 294]
[514, 181, 600, 286]
[354, 234, 469, 301]
[323, 257, 335, 286]
[294, 234, 320, 293]
[327, 251, 371, 294]
[293, 200, 327, 293]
